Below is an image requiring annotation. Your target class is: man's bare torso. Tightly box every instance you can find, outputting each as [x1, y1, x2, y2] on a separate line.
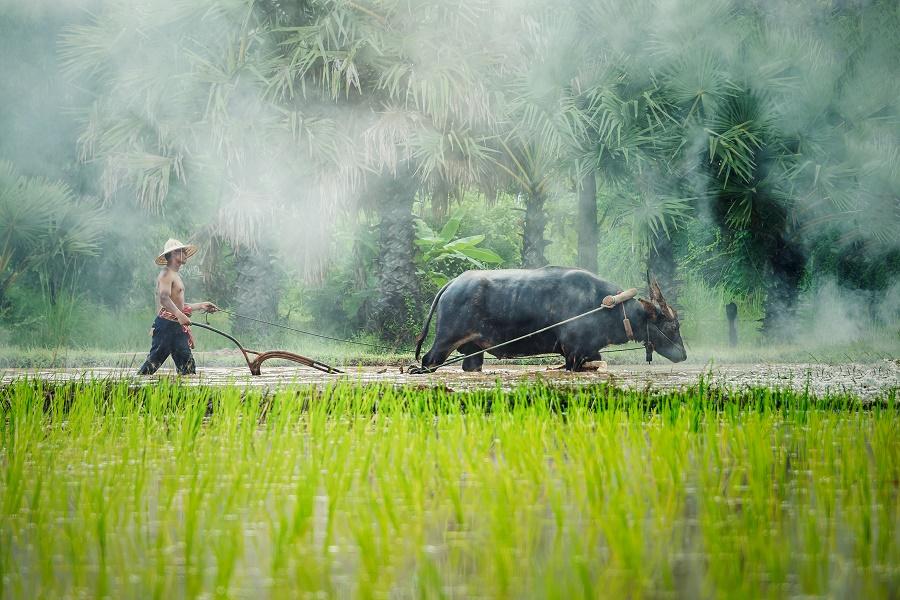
[158, 268, 185, 310]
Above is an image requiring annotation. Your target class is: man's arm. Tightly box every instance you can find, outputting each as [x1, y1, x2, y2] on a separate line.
[158, 272, 191, 326]
[185, 301, 220, 313]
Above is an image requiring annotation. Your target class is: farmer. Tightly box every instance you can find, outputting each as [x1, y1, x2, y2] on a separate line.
[137, 238, 220, 375]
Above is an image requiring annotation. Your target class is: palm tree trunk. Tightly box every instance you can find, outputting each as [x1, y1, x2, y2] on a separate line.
[761, 237, 805, 338]
[430, 179, 450, 224]
[576, 171, 598, 272]
[522, 190, 548, 268]
[367, 172, 420, 344]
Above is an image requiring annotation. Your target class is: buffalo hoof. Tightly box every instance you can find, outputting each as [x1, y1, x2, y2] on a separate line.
[580, 360, 608, 371]
[461, 358, 483, 372]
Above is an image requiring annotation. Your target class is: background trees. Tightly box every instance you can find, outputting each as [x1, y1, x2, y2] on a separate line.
[0, 0, 897, 349]
[0, 161, 103, 345]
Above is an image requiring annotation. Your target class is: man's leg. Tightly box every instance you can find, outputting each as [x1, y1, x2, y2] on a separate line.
[138, 321, 171, 375]
[171, 330, 196, 375]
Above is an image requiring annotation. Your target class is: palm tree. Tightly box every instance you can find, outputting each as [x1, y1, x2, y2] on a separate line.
[59, 0, 365, 335]
[268, 0, 508, 340]
[568, 1, 807, 327]
[643, 0, 900, 333]
[782, 1, 900, 285]
[488, 6, 588, 268]
[0, 160, 103, 314]
[498, 0, 691, 279]
[57, 0, 897, 345]
[579, 72, 687, 286]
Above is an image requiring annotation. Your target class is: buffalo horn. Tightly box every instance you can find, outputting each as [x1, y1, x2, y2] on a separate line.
[649, 276, 670, 308]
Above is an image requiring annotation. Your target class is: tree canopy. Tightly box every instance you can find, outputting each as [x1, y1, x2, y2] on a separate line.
[0, 0, 897, 347]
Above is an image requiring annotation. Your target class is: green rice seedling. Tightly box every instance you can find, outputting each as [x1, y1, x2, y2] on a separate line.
[1, 379, 898, 597]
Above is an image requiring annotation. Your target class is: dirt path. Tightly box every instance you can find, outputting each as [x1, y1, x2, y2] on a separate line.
[2, 361, 897, 400]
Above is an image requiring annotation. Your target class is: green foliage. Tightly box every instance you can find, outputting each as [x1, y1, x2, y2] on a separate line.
[413, 215, 503, 287]
[806, 233, 900, 293]
[1, 0, 897, 348]
[614, 189, 693, 253]
[0, 161, 104, 347]
[675, 272, 765, 346]
[449, 197, 523, 267]
[305, 268, 376, 337]
[305, 223, 379, 337]
[303, 198, 515, 339]
[681, 219, 763, 296]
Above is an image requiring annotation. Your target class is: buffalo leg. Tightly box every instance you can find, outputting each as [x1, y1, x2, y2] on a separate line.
[422, 342, 456, 370]
[565, 356, 587, 371]
[459, 343, 484, 372]
[586, 350, 602, 362]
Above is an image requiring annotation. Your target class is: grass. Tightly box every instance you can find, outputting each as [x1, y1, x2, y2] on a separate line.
[1, 379, 898, 597]
[0, 335, 896, 370]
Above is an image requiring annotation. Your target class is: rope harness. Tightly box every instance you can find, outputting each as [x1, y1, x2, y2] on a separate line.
[619, 301, 657, 364]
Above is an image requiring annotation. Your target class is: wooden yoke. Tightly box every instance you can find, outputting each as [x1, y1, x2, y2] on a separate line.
[601, 288, 638, 341]
[601, 288, 638, 308]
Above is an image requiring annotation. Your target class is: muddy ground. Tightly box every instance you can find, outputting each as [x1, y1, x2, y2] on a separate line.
[2, 361, 897, 401]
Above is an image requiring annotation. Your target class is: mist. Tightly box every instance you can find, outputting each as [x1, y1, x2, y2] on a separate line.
[0, 0, 897, 359]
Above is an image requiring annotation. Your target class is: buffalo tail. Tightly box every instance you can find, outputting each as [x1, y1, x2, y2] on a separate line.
[414, 280, 452, 361]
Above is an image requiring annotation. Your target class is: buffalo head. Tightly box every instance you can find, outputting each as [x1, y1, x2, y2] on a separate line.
[639, 275, 687, 363]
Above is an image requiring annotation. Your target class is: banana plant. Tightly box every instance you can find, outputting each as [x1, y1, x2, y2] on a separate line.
[414, 216, 503, 287]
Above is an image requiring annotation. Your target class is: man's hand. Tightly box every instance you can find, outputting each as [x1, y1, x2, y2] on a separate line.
[200, 301, 220, 313]
[177, 312, 192, 327]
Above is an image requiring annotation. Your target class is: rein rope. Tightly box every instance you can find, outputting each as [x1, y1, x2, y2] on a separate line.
[215, 309, 403, 352]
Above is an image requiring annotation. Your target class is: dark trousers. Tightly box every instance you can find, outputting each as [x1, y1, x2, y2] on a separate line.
[138, 316, 196, 375]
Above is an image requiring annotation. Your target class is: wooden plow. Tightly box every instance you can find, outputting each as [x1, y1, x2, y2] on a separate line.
[191, 322, 342, 375]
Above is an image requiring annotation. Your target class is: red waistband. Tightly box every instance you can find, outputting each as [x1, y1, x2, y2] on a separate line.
[157, 306, 194, 348]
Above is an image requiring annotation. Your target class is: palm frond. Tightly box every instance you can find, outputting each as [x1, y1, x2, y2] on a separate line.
[662, 49, 738, 122]
[615, 189, 694, 253]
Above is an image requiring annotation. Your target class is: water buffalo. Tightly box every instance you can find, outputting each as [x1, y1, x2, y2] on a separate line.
[414, 266, 686, 372]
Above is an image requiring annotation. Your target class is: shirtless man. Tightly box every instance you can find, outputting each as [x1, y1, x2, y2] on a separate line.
[138, 238, 219, 375]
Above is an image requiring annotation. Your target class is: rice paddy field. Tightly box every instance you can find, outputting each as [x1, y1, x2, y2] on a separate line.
[1, 378, 898, 598]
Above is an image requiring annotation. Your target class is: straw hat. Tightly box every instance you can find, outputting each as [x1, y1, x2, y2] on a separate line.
[155, 238, 198, 265]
